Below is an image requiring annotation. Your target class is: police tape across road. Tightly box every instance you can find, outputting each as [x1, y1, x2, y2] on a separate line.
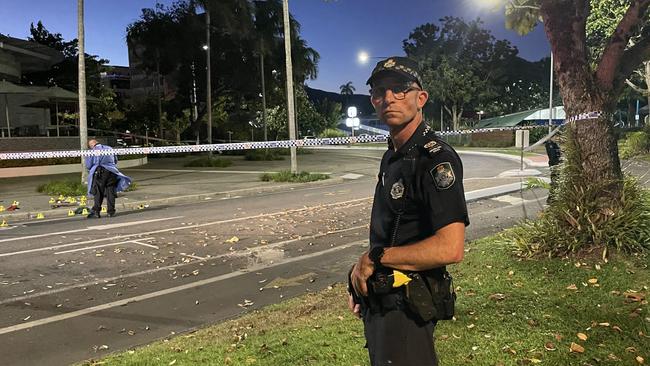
[0, 125, 549, 160]
[0, 124, 551, 160]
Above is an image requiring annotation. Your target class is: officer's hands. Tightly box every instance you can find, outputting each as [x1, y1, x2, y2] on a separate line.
[351, 252, 374, 297]
[347, 294, 361, 318]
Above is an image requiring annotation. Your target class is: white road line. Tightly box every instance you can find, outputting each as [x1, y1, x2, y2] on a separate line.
[125, 168, 273, 174]
[0, 239, 366, 336]
[131, 240, 160, 249]
[54, 238, 155, 255]
[127, 169, 332, 175]
[86, 217, 183, 231]
[0, 198, 372, 258]
[0, 228, 88, 243]
[0, 216, 183, 244]
[180, 253, 205, 260]
[0, 225, 368, 305]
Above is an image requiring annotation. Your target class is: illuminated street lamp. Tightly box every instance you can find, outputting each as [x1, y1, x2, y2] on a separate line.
[477, 110, 485, 122]
[357, 51, 389, 65]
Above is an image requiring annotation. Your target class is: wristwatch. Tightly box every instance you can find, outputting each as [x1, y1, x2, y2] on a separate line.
[368, 246, 385, 267]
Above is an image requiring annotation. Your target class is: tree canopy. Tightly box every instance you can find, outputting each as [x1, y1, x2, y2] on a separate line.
[126, 0, 321, 141]
[404, 17, 551, 129]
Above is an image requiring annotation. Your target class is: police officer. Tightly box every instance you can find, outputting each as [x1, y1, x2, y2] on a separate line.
[544, 135, 562, 203]
[348, 57, 469, 366]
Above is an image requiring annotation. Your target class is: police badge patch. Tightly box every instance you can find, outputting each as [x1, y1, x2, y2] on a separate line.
[430, 162, 455, 190]
[390, 180, 404, 199]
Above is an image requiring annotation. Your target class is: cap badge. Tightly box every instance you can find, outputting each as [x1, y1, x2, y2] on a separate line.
[384, 59, 396, 68]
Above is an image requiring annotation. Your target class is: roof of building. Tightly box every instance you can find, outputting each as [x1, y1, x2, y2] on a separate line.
[0, 34, 64, 72]
[477, 106, 566, 128]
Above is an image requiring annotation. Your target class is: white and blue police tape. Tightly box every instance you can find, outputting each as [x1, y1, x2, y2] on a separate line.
[1, 112, 604, 161]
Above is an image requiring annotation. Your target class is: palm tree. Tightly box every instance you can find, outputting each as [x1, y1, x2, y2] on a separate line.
[339, 81, 355, 108]
[78, 0, 88, 185]
[340, 81, 355, 95]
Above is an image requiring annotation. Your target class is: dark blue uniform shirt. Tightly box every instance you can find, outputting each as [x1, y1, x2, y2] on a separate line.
[369, 122, 469, 250]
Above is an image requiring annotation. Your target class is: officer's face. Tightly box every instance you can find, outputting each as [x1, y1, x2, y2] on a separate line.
[370, 75, 428, 128]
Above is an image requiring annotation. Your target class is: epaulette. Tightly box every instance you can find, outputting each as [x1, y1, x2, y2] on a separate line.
[418, 124, 446, 158]
[420, 137, 444, 157]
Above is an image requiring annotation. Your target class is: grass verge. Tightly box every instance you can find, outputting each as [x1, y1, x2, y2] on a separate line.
[37, 180, 87, 196]
[260, 171, 329, 183]
[37, 180, 138, 196]
[184, 157, 233, 168]
[82, 235, 648, 366]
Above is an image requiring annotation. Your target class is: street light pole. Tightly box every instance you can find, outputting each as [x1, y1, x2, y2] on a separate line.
[282, 0, 297, 174]
[260, 40, 268, 141]
[205, 9, 213, 157]
[548, 52, 554, 134]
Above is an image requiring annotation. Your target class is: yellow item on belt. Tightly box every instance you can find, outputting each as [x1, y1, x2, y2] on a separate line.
[392, 270, 412, 288]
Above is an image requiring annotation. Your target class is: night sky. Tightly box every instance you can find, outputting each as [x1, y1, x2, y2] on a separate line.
[0, 0, 549, 93]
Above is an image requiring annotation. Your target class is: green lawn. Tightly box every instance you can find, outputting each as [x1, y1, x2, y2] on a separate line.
[82, 235, 648, 366]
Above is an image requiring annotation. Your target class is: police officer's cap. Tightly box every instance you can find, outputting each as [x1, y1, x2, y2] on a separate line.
[366, 57, 423, 88]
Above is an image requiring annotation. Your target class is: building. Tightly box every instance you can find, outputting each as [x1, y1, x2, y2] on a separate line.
[100, 65, 131, 100]
[476, 107, 566, 129]
[1, 34, 65, 139]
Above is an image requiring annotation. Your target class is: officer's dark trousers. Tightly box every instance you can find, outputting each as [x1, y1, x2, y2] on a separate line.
[92, 167, 118, 215]
[363, 293, 437, 366]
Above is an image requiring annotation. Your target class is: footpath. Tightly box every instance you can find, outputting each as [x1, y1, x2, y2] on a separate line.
[0, 150, 550, 223]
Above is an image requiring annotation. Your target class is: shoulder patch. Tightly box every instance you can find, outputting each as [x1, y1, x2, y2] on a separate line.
[430, 162, 456, 190]
[423, 140, 442, 155]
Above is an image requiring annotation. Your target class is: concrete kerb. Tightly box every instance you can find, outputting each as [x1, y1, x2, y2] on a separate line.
[0, 176, 540, 225]
[0, 177, 346, 223]
[309, 146, 549, 168]
[457, 150, 548, 168]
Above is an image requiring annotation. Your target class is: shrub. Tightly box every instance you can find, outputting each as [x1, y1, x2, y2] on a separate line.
[184, 157, 232, 167]
[260, 171, 329, 183]
[320, 128, 346, 138]
[619, 131, 650, 159]
[277, 148, 312, 155]
[502, 175, 650, 257]
[245, 149, 284, 161]
[37, 180, 87, 196]
[37, 180, 139, 196]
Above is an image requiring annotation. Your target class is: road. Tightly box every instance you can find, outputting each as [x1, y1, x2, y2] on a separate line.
[0, 153, 547, 366]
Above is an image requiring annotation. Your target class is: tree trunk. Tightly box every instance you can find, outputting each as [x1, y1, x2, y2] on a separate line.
[78, 0, 88, 186]
[645, 61, 650, 120]
[540, 0, 622, 199]
[628, 99, 635, 127]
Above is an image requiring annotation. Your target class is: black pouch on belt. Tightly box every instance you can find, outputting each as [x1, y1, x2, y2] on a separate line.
[405, 269, 455, 322]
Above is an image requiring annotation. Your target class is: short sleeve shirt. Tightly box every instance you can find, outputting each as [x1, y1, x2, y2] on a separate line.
[369, 122, 469, 250]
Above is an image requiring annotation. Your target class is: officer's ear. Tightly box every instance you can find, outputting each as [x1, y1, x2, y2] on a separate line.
[416, 89, 428, 110]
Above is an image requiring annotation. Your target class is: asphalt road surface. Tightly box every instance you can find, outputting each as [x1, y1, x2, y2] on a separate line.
[0, 153, 547, 366]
